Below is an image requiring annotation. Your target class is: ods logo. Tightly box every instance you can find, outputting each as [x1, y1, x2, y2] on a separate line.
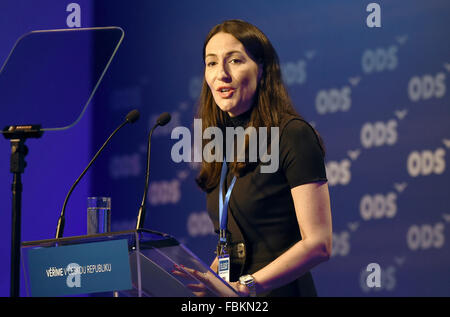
[187, 212, 215, 237]
[315, 86, 351, 115]
[281, 59, 307, 86]
[406, 223, 445, 251]
[148, 179, 181, 205]
[360, 192, 397, 221]
[406, 148, 446, 177]
[360, 120, 398, 149]
[109, 153, 141, 179]
[325, 159, 351, 186]
[331, 231, 350, 257]
[408, 72, 446, 102]
[361, 46, 398, 74]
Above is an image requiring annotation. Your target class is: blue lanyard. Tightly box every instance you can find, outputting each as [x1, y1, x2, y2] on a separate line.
[219, 159, 237, 243]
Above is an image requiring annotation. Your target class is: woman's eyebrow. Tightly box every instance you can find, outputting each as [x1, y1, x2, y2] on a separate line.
[205, 50, 245, 59]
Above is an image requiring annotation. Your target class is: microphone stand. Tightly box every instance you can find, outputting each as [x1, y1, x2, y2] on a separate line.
[135, 112, 171, 230]
[2, 124, 43, 297]
[55, 109, 140, 239]
[135, 124, 157, 230]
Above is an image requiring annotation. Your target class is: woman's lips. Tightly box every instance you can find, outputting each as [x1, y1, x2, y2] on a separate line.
[216, 87, 235, 98]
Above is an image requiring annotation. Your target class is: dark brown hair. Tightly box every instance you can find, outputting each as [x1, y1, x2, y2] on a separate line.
[195, 19, 320, 192]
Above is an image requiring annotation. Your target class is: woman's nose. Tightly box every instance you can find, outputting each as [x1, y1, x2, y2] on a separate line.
[217, 62, 231, 82]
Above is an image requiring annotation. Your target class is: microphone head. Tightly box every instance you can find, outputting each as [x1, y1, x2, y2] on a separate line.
[125, 109, 140, 123]
[156, 112, 171, 126]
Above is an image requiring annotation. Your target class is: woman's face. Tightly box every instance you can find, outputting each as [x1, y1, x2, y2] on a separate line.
[204, 32, 261, 117]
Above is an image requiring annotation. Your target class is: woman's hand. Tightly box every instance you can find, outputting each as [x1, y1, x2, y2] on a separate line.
[229, 281, 250, 297]
[171, 264, 210, 296]
[171, 264, 240, 297]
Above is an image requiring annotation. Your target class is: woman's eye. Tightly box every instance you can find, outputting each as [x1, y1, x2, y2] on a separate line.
[206, 61, 217, 67]
[230, 59, 242, 64]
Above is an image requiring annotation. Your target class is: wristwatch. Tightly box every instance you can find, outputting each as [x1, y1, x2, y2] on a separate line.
[239, 274, 256, 297]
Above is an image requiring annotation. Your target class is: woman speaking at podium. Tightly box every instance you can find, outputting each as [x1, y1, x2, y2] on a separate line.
[195, 19, 332, 297]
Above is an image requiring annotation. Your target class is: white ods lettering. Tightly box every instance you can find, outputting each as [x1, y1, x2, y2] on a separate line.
[360, 192, 397, 221]
[407, 223, 445, 251]
[408, 72, 446, 102]
[362, 46, 397, 74]
[187, 212, 215, 237]
[315, 86, 351, 115]
[326, 159, 351, 186]
[109, 153, 141, 179]
[360, 120, 398, 149]
[407, 148, 446, 177]
[281, 59, 307, 86]
[331, 231, 350, 257]
[148, 179, 181, 206]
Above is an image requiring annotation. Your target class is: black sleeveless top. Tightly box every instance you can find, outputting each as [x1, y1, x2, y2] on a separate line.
[206, 111, 327, 297]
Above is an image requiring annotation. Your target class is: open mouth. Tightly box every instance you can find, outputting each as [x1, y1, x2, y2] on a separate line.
[217, 87, 235, 98]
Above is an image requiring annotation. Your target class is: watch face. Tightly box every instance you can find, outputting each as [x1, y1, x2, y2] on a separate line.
[239, 275, 256, 297]
[240, 275, 254, 284]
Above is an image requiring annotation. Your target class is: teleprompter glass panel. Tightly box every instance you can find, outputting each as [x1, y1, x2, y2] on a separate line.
[0, 27, 123, 132]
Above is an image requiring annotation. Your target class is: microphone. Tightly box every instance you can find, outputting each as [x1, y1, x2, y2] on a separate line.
[55, 109, 141, 239]
[156, 112, 171, 126]
[125, 109, 140, 124]
[135, 112, 171, 230]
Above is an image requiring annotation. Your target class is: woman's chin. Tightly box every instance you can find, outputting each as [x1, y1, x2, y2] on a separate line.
[216, 102, 236, 115]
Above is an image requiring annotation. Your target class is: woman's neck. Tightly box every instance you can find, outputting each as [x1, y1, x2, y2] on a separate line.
[227, 108, 253, 127]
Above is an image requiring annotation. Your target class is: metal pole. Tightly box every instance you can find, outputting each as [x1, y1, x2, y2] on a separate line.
[9, 139, 26, 297]
[10, 172, 22, 297]
[3, 125, 43, 297]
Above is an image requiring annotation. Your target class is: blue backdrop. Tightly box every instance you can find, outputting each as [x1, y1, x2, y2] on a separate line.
[0, 0, 449, 296]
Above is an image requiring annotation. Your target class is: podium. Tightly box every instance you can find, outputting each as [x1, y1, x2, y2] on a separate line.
[21, 229, 239, 297]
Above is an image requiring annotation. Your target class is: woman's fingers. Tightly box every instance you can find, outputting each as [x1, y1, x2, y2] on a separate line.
[186, 283, 206, 291]
[171, 264, 217, 297]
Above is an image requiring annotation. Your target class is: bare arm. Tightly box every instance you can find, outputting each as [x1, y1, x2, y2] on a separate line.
[232, 181, 332, 295]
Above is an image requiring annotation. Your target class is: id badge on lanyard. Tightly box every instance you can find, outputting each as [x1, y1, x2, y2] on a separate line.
[218, 245, 230, 282]
[217, 159, 236, 282]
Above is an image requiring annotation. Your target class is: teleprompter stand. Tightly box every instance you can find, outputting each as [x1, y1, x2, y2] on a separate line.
[0, 26, 125, 297]
[2, 125, 43, 297]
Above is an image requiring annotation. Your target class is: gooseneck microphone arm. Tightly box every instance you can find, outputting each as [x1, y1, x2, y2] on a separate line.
[136, 112, 171, 230]
[55, 109, 140, 239]
[135, 124, 157, 230]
